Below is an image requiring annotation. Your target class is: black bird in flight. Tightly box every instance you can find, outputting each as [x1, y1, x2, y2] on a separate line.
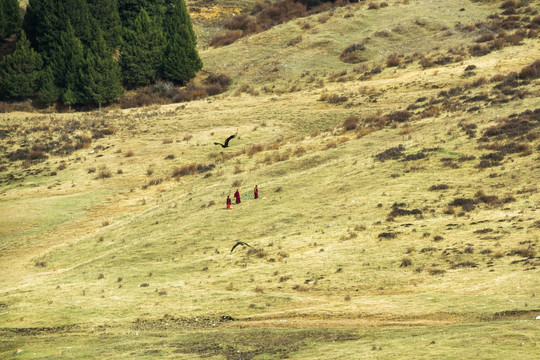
[231, 241, 252, 253]
[214, 134, 235, 148]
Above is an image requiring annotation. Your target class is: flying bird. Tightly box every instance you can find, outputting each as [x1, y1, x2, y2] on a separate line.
[230, 241, 252, 253]
[214, 134, 236, 148]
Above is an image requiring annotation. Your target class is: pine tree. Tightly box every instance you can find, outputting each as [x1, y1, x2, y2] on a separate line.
[38, 66, 60, 107]
[58, 0, 94, 46]
[0, 4, 6, 38]
[53, 21, 85, 103]
[117, 0, 148, 28]
[86, 0, 123, 50]
[120, 7, 163, 88]
[23, 0, 94, 61]
[0, 31, 43, 99]
[161, 0, 202, 84]
[82, 28, 123, 108]
[2, 0, 22, 36]
[62, 86, 76, 110]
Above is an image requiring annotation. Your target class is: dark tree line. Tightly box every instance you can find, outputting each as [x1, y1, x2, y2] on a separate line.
[0, 0, 202, 108]
[0, 0, 21, 38]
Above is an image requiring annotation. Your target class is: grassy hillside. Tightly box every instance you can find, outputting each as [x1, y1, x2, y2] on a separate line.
[1, 0, 540, 358]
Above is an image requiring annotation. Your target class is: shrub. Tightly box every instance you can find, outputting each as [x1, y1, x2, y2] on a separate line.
[97, 165, 112, 179]
[368, 2, 380, 10]
[173, 87, 208, 102]
[342, 115, 360, 131]
[419, 57, 435, 68]
[469, 44, 491, 57]
[205, 73, 232, 88]
[386, 54, 401, 67]
[319, 93, 348, 104]
[429, 184, 449, 191]
[375, 144, 405, 162]
[340, 43, 366, 63]
[428, 268, 446, 275]
[511, 247, 537, 258]
[287, 35, 303, 46]
[247, 144, 265, 156]
[518, 60, 540, 80]
[400, 257, 412, 267]
[476, 33, 495, 43]
[451, 261, 478, 269]
[386, 110, 412, 123]
[209, 30, 243, 47]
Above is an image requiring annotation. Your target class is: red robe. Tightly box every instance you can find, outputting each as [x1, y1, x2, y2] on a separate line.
[226, 196, 231, 209]
[254, 186, 258, 199]
[234, 190, 241, 204]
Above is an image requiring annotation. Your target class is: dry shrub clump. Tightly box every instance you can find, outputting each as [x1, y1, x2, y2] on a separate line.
[209, 30, 243, 47]
[375, 144, 405, 162]
[400, 257, 412, 267]
[518, 60, 540, 80]
[172, 163, 215, 178]
[340, 43, 366, 64]
[319, 93, 348, 104]
[97, 165, 112, 179]
[210, 0, 307, 47]
[386, 54, 401, 67]
[342, 115, 360, 131]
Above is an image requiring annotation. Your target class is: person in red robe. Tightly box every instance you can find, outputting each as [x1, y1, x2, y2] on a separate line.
[254, 185, 259, 199]
[234, 189, 241, 204]
[226, 195, 231, 209]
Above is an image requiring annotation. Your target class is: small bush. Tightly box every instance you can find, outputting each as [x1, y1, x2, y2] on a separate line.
[451, 261, 478, 269]
[429, 184, 449, 191]
[518, 60, 540, 80]
[342, 115, 360, 131]
[319, 93, 348, 104]
[97, 165, 112, 179]
[386, 54, 401, 67]
[511, 247, 537, 258]
[378, 232, 396, 239]
[209, 30, 243, 47]
[340, 43, 366, 63]
[428, 268, 446, 275]
[476, 33, 495, 43]
[400, 257, 412, 267]
[368, 2, 380, 10]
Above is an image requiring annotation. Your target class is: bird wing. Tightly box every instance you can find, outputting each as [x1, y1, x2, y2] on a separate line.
[224, 134, 236, 146]
[230, 242, 240, 253]
[214, 142, 222, 146]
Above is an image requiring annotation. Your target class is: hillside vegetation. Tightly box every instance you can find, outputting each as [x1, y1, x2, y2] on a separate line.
[1, 0, 539, 358]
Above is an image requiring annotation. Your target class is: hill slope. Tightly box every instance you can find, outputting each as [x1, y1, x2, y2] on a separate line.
[1, 0, 539, 358]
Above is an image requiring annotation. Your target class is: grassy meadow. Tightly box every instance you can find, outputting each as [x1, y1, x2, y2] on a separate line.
[1, 0, 540, 358]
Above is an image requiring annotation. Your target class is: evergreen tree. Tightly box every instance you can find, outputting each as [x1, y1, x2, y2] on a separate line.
[0, 31, 43, 99]
[82, 29, 123, 108]
[2, 0, 22, 36]
[62, 86, 76, 110]
[117, 0, 148, 28]
[38, 65, 60, 107]
[87, 0, 123, 50]
[58, 0, 94, 46]
[23, 0, 94, 61]
[161, 0, 202, 84]
[120, 8, 163, 87]
[53, 21, 85, 103]
[0, 4, 6, 38]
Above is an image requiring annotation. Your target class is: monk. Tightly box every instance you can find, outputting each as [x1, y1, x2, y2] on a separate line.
[226, 195, 231, 209]
[234, 189, 241, 204]
[254, 185, 259, 199]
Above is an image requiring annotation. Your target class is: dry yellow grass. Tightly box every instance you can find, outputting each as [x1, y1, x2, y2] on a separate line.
[1, 0, 540, 358]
